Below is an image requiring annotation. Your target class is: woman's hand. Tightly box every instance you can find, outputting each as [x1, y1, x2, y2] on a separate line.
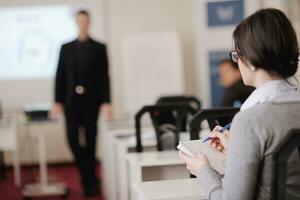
[210, 126, 230, 157]
[178, 151, 208, 175]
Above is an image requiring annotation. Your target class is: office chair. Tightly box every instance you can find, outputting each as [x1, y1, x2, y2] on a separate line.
[154, 96, 201, 132]
[135, 104, 197, 152]
[272, 129, 300, 200]
[189, 107, 239, 140]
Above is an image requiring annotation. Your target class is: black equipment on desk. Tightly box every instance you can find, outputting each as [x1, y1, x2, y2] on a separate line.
[23, 104, 50, 121]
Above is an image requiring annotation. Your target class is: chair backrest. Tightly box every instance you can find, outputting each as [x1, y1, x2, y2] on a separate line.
[189, 107, 239, 140]
[135, 104, 197, 152]
[156, 96, 201, 109]
[272, 129, 300, 200]
[155, 96, 201, 132]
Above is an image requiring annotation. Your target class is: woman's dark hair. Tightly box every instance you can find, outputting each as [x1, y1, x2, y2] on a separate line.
[233, 8, 299, 79]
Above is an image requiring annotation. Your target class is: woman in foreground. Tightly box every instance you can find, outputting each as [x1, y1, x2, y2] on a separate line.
[179, 8, 300, 200]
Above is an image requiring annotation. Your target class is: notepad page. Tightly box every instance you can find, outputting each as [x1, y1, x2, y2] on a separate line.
[177, 143, 196, 157]
[177, 140, 226, 175]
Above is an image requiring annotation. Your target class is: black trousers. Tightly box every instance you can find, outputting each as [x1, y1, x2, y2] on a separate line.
[64, 99, 99, 189]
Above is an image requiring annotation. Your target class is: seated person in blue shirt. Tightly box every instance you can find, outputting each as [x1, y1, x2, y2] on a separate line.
[179, 8, 300, 200]
[218, 59, 254, 107]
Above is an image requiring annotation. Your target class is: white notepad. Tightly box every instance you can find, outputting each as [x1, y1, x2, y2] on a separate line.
[177, 140, 226, 175]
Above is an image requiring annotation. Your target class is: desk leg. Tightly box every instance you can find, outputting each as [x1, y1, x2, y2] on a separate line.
[128, 163, 142, 200]
[13, 150, 21, 187]
[37, 133, 48, 187]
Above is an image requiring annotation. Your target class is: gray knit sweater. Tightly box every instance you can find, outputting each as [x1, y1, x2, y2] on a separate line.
[197, 102, 300, 200]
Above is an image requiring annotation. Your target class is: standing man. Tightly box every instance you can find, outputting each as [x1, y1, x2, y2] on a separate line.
[52, 9, 112, 197]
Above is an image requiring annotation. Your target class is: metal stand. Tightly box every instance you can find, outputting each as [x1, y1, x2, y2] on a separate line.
[22, 121, 68, 199]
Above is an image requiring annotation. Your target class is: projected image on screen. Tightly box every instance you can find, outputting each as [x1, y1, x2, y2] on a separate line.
[0, 5, 77, 80]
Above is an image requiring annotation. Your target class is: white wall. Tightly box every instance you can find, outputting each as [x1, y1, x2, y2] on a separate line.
[2, 0, 299, 117]
[0, 0, 107, 113]
[107, 0, 198, 117]
[194, 0, 261, 107]
[0, 0, 199, 118]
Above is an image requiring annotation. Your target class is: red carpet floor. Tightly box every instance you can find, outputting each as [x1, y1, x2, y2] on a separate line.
[0, 164, 103, 200]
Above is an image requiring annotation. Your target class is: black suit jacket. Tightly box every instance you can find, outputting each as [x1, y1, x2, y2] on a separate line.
[221, 79, 254, 107]
[55, 38, 110, 109]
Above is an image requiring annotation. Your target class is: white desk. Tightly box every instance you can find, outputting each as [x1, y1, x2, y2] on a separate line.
[126, 151, 190, 200]
[0, 117, 20, 186]
[116, 131, 192, 200]
[100, 118, 210, 200]
[100, 121, 134, 200]
[99, 119, 155, 200]
[114, 133, 157, 200]
[132, 178, 206, 200]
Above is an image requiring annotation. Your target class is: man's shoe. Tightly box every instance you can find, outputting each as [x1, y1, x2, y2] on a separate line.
[83, 184, 101, 197]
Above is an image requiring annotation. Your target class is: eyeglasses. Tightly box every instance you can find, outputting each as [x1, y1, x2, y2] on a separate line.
[229, 51, 239, 63]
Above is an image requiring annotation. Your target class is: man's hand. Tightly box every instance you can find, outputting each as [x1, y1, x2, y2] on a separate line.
[100, 103, 113, 121]
[50, 103, 64, 119]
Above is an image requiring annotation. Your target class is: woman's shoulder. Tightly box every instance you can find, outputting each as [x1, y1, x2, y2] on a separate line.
[236, 102, 300, 119]
[228, 102, 299, 151]
[232, 102, 300, 132]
